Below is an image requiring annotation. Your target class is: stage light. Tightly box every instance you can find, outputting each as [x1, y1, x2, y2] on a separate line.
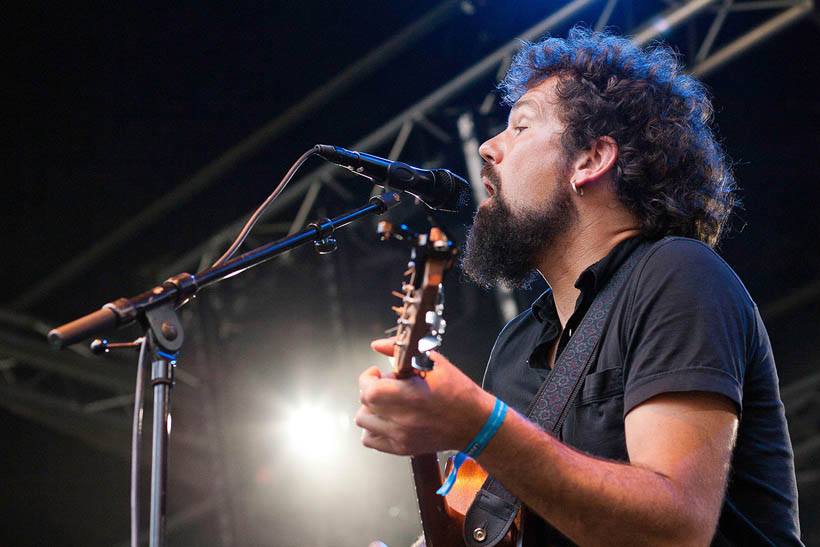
[651, 17, 670, 34]
[281, 401, 351, 463]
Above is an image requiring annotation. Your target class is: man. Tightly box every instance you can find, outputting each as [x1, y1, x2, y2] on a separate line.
[356, 28, 801, 545]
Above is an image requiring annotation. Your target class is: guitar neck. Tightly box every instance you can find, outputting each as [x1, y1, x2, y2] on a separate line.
[382, 224, 463, 545]
[410, 453, 462, 547]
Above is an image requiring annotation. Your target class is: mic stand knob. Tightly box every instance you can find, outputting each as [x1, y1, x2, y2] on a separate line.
[90, 338, 143, 354]
[307, 217, 338, 254]
[314, 236, 338, 254]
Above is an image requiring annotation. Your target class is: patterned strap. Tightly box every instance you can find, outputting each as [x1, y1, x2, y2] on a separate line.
[462, 241, 650, 547]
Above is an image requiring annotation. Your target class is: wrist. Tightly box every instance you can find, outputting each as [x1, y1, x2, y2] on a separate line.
[437, 393, 508, 496]
[465, 397, 508, 457]
[458, 386, 499, 449]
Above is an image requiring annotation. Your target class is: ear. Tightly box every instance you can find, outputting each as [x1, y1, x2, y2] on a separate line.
[570, 136, 618, 191]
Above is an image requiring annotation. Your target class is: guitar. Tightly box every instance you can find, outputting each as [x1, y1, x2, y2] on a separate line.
[382, 222, 521, 547]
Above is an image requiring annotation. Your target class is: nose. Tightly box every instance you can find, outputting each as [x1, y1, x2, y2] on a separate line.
[479, 132, 504, 164]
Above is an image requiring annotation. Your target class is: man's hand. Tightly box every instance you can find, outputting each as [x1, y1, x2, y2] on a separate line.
[355, 338, 495, 456]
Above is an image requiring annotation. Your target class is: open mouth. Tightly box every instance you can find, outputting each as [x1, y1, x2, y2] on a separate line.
[482, 178, 495, 197]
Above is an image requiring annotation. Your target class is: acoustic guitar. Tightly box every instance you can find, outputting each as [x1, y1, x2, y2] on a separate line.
[382, 222, 521, 547]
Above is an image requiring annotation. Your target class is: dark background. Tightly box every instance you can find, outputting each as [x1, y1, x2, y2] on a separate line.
[3, 1, 819, 545]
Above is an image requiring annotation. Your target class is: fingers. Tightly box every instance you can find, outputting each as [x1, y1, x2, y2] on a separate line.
[360, 429, 403, 454]
[360, 372, 425, 408]
[359, 365, 393, 408]
[355, 404, 392, 437]
[370, 337, 397, 357]
[360, 365, 382, 381]
[358, 365, 382, 395]
[356, 404, 410, 455]
[358, 365, 383, 395]
[426, 350, 452, 368]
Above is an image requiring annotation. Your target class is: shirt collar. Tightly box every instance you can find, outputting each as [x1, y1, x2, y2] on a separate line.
[531, 235, 644, 324]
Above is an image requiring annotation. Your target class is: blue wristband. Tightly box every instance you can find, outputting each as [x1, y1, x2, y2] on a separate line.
[437, 398, 507, 496]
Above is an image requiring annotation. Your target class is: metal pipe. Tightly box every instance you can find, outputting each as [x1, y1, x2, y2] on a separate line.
[632, 0, 717, 45]
[691, 1, 814, 77]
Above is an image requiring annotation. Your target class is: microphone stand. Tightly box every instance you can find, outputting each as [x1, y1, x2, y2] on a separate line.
[48, 191, 402, 547]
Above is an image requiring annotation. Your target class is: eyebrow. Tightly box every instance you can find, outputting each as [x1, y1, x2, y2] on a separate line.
[509, 98, 541, 122]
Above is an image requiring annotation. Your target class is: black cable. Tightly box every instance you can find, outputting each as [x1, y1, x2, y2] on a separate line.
[130, 336, 149, 547]
[211, 146, 320, 268]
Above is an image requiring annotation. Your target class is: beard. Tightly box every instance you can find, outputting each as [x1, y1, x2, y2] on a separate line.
[461, 168, 577, 290]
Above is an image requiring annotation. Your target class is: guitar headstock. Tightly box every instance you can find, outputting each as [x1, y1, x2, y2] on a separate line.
[380, 222, 457, 379]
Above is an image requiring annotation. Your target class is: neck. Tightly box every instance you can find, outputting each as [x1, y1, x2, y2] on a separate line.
[535, 222, 640, 329]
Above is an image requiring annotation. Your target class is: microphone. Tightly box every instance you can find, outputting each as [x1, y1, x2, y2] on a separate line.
[315, 144, 469, 212]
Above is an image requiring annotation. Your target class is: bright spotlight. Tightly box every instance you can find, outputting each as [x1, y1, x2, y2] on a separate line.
[652, 17, 670, 33]
[281, 402, 350, 463]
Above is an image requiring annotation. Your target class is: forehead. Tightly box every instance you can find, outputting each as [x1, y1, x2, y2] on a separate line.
[510, 77, 560, 118]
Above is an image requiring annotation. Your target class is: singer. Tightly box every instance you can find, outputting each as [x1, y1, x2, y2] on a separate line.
[355, 27, 802, 546]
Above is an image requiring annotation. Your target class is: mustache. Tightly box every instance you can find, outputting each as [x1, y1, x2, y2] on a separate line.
[480, 163, 501, 190]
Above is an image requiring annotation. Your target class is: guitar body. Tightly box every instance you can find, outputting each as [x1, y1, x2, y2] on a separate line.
[411, 455, 520, 547]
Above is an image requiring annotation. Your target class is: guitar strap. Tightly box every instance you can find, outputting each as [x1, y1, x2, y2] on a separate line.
[462, 240, 651, 547]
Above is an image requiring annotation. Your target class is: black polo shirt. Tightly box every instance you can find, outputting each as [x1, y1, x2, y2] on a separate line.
[482, 236, 802, 546]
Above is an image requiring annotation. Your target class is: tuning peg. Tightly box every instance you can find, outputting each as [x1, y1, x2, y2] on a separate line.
[418, 334, 442, 354]
[412, 353, 435, 372]
[424, 311, 446, 335]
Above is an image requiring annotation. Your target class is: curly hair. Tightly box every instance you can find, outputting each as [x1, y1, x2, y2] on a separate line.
[500, 26, 737, 247]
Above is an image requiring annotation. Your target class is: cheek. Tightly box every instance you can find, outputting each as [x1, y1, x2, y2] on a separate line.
[501, 162, 542, 208]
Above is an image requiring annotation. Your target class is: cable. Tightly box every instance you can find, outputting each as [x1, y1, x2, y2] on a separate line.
[211, 146, 320, 268]
[130, 336, 148, 547]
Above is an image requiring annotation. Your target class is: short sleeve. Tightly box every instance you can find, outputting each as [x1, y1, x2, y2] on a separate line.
[621, 238, 754, 416]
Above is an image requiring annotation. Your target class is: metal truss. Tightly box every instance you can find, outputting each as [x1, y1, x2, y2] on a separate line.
[2, 0, 817, 539]
[151, 0, 817, 276]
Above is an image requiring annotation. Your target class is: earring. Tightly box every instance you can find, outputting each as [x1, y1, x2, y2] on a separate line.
[571, 181, 583, 196]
